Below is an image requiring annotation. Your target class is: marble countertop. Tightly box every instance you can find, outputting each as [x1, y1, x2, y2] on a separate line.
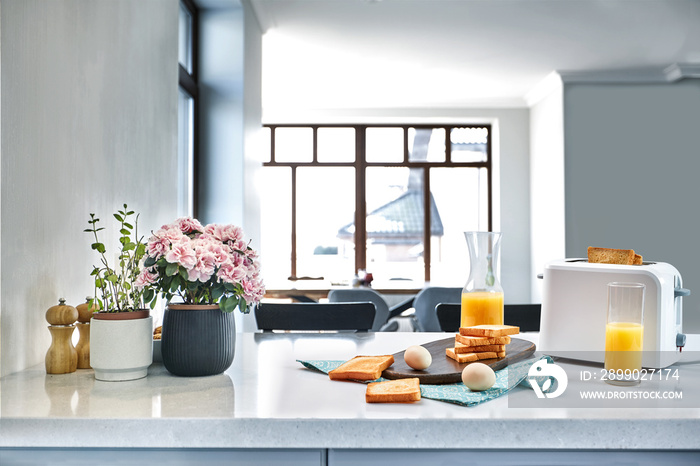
[2, 332, 700, 450]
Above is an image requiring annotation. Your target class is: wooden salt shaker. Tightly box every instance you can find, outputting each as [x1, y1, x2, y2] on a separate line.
[75, 297, 95, 369]
[45, 298, 78, 374]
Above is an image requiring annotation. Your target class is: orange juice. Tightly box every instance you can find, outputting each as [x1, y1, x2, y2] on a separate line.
[461, 291, 504, 327]
[604, 322, 643, 371]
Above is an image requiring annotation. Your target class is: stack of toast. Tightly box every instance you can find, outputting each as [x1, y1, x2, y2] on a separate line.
[587, 246, 643, 265]
[446, 324, 520, 363]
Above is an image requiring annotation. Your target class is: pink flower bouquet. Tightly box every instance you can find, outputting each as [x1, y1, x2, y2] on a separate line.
[137, 217, 265, 313]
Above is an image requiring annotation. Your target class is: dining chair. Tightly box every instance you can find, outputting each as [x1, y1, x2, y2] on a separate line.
[327, 288, 415, 331]
[436, 303, 542, 332]
[412, 287, 462, 332]
[255, 302, 376, 332]
[327, 288, 390, 331]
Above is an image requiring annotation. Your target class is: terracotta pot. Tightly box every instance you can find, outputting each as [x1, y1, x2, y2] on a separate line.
[161, 304, 236, 377]
[90, 310, 153, 381]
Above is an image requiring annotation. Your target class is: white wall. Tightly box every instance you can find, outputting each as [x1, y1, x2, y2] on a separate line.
[529, 75, 565, 302]
[563, 79, 700, 332]
[262, 107, 533, 305]
[0, 0, 179, 376]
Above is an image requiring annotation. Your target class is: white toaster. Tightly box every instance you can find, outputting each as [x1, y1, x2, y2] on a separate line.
[539, 259, 690, 368]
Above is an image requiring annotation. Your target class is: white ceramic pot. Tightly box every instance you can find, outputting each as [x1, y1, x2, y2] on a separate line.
[90, 310, 153, 381]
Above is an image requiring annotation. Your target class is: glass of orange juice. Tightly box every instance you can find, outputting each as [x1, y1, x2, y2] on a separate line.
[604, 282, 645, 386]
[461, 232, 504, 327]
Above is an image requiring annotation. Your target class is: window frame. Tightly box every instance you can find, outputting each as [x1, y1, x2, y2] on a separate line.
[263, 124, 493, 282]
[179, 0, 199, 219]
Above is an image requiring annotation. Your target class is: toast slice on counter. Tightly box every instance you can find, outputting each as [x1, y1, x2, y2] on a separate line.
[455, 334, 512, 346]
[459, 325, 520, 337]
[365, 377, 421, 403]
[328, 355, 394, 381]
[454, 342, 505, 353]
[587, 247, 636, 265]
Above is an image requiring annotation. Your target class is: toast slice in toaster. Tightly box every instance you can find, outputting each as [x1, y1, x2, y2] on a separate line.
[587, 247, 636, 265]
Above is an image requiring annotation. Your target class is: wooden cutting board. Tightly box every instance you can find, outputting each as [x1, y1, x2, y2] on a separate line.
[382, 337, 535, 385]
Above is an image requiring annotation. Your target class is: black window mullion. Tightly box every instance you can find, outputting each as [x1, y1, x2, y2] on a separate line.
[179, 0, 199, 219]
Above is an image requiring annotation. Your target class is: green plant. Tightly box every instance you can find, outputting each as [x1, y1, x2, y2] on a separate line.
[85, 204, 155, 312]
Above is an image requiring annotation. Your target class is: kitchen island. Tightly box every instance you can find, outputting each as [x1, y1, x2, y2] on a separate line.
[2, 332, 700, 465]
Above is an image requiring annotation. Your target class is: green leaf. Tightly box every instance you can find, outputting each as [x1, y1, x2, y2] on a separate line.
[144, 256, 157, 267]
[124, 222, 133, 229]
[165, 262, 179, 277]
[113, 213, 124, 222]
[120, 228, 130, 236]
[211, 286, 224, 301]
[170, 276, 181, 292]
[106, 273, 118, 283]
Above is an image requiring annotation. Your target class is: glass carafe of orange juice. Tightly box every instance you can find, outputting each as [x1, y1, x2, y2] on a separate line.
[461, 232, 504, 327]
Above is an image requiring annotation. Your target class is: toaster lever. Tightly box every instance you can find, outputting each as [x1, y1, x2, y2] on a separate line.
[675, 287, 691, 297]
[676, 333, 687, 352]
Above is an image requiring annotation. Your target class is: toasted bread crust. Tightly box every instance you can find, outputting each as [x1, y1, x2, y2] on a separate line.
[459, 325, 520, 337]
[365, 378, 421, 403]
[328, 355, 394, 381]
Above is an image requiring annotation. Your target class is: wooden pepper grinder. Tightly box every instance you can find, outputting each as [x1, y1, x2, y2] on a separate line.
[75, 297, 95, 369]
[45, 298, 79, 374]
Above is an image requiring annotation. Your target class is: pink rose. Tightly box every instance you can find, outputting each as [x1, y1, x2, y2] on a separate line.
[242, 277, 265, 304]
[187, 250, 216, 283]
[205, 242, 230, 266]
[203, 223, 224, 241]
[134, 268, 158, 290]
[146, 236, 170, 260]
[221, 225, 244, 243]
[217, 261, 247, 284]
[165, 241, 196, 269]
[175, 217, 203, 234]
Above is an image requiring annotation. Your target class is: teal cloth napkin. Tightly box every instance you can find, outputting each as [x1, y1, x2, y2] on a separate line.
[298, 355, 549, 407]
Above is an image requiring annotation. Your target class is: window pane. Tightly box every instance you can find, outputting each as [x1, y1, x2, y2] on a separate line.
[365, 167, 424, 282]
[451, 127, 488, 162]
[317, 127, 355, 163]
[429, 167, 487, 286]
[296, 168, 355, 283]
[408, 127, 445, 162]
[177, 88, 194, 217]
[179, 3, 193, 73]
[366, 127, 403, 163]
[275, 127, 313, 162]
[260, 167, 292, 282]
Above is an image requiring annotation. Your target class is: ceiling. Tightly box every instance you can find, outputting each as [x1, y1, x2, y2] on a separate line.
[248, 0, 700, 113]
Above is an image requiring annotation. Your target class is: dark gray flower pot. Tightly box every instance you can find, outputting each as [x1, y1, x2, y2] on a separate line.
[161, 304, 236, 377]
